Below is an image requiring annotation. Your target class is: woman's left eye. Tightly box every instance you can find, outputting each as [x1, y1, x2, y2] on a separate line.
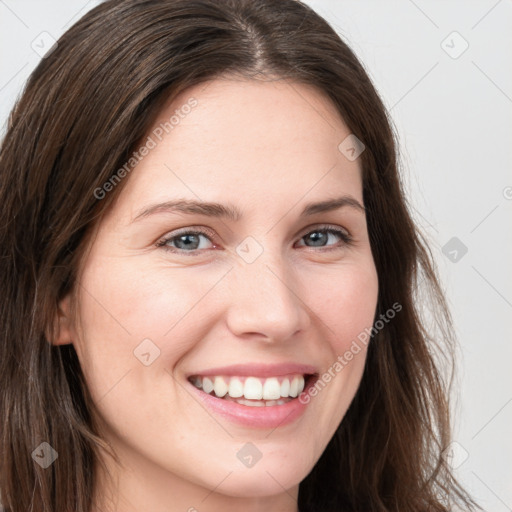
[295, 226, 352, 249]
[156, 225, 352, 255]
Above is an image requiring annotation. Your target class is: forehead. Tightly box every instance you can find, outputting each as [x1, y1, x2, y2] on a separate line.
[113, 77, 363, 221]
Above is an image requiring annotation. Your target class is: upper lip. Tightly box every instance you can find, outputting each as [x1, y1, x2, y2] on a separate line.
[187, 363, 319, 378]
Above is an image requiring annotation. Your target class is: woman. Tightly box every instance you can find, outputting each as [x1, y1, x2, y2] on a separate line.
[0, 0, 482, 511]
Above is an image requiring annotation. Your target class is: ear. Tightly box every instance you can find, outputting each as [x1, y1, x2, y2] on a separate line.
[50, 294, 75, 346]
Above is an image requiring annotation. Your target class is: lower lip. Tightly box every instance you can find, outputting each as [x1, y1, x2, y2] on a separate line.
[188, 376, 316, 429]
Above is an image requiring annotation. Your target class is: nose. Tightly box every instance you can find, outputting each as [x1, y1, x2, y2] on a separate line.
[224, 252, 311, 343]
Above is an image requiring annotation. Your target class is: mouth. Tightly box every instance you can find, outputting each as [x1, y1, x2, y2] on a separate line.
[185, 363, 319, 428]
[187, 373, 317, 407]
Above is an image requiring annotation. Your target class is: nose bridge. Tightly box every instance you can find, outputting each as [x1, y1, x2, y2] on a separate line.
[225, 243, 310, 340]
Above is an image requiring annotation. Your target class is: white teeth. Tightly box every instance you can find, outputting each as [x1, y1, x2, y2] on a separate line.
[191, 374, 307, 401]
[244, 377, 263, 400]
[262, 377, 281, 400]
[289, 376, 300, 397]
[203, 377, 214, 394]
[280, 378, 290, 397]
[228, 377, 244, 398]
[213, 376, 228, 398]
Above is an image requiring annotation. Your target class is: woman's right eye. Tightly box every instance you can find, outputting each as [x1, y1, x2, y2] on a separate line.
[156, 228, 217, 254]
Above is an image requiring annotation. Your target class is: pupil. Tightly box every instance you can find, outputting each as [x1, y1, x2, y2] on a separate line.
[307, 231, 327, 247]
[176, 234, 199, 250]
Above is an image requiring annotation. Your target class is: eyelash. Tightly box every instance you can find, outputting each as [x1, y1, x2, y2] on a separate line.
[156, 224, 353, 256]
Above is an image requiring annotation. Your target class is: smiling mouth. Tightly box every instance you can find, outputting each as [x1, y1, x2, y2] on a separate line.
[188, 373, 315, 407]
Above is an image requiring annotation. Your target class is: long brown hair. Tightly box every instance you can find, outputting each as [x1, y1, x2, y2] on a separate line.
[0, 0, 481, 510]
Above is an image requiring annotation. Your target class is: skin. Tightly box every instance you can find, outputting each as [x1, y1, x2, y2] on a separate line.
[55, 77, 379, 512]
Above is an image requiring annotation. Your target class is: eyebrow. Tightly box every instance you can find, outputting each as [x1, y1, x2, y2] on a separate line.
[132, 194, 365, 223]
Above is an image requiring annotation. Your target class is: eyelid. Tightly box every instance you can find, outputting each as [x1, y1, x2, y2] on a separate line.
[296, 223, 350, 240]
[160, 225, 217, 240]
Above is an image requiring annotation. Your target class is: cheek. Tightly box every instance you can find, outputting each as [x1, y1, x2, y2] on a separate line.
[73, 257, 230, 396]
[300, 259, 378, 438]
[305, 259, 379, 352]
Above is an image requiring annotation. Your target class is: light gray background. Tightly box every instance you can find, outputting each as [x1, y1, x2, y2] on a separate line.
[1, 1, 511, 510]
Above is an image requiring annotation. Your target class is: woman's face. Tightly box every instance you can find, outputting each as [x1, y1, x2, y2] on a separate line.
[63, 77, 379, 510]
